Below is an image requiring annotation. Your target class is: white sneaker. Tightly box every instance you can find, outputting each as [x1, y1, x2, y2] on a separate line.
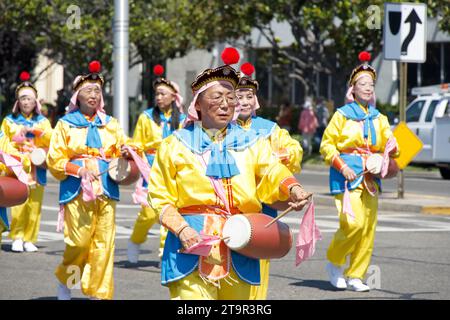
[326, 262, 347, 289]
[57, 282, 72, 300]
[347, 278, 370, 292]
[127, 240, 140, 263]
[11, 239, 24, 252]
[23, 242, 38, 252]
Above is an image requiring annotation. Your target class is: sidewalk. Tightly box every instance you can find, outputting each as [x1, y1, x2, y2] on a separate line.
[302, 164, 450, 215]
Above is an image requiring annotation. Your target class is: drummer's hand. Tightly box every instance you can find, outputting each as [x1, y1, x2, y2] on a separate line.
[120, 145, 132, 159]
[79, 168, 98, 182]
[342, 166, 357, 182]
[288, 185, 312, 211]
[179, 226, 202, 250]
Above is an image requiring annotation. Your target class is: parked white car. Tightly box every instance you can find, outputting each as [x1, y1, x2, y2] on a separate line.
[394, 84, 450, 179]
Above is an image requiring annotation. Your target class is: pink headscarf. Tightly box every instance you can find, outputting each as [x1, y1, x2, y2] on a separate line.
[345, 73, 376, 106]
[13, 87, 42, 115]
[184, 80, 240, 127]
[67, 80, 107, 124]
[155, 81, 184, 113]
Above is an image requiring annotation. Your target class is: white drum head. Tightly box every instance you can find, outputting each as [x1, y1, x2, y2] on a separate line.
[222, 215, 251, 250]
[30, 148, 46, 166]
[366, 153, 383, 175]
[108, 158, 130, 182]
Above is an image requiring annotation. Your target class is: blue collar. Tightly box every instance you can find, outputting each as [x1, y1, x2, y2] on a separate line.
[174, 122, 260, 179]
[337, 102, 380, 145]
[6, 113, 45, 127]
[144, 108, 186, 138]
[249, 116, 277, 139]
[60, 110, 110, 149]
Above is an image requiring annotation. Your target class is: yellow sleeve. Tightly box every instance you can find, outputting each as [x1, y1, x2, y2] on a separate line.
[270, 125, 303, 174]
[319, 111, 346, 165]
[147, 137, 179, 219]
[46, 121, 71, 181]
[0, 134, 31, 174]
[253, 138, 297, 205]
[379, 114, 400, 158]
[34, 118, 53, 148]
[132, 113, 162, 152]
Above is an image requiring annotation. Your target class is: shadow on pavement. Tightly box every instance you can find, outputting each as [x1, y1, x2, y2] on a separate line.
[290, 279, 346, 292]
[115, 259, 160, 269]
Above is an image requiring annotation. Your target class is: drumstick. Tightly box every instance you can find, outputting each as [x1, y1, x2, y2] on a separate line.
[96, 163, 118, 177]
[354, 170, 370, 179]
[264, 205, 295, 228]
[264, 193, 313, 228]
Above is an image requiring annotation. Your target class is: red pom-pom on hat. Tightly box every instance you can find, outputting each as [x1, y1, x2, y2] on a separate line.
[19, 71, 30, 82]
[153, 64, 164, 76]
[240, 62, 255, 76]
[89, 60, 101, 73]
[221, 47, 240, 65]
[358, 51, 371, 63]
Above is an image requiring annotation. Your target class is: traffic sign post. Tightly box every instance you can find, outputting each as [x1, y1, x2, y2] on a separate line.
[383, 2, 427, 199]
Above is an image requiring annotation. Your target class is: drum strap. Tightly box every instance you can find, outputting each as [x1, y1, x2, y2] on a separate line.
[195, 152, 232, 216]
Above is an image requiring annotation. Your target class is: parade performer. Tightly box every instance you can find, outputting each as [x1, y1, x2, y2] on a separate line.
[235, 62, 303, 299]
[128, 65, 186, 264]
[147, 48, 311, 300]
[47, 61, 135, 300]
[1, 71, 53, 253]
[320, 52, 400, 292]
[0, 130, 31, 248]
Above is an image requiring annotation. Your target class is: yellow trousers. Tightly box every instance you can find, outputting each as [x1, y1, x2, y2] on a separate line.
[130, 205, 168, 258]
[9, 184, 44, 244]
[55, 194, 116, 300]
[249, 259, 270, 300]
[168, 268, 254, 300]
[0, 220, 6, 247]
[327, 185, 378, 279]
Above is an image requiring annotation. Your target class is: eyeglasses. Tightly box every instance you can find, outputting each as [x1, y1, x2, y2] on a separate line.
[204, 95, 238, 107]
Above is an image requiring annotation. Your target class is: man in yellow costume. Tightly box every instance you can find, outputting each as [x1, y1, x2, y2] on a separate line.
[47, 61, 134, 300]
[1, 71, 53, 253]
[147, 48, 311, 300]
[320, 51, 399, 292]
[128, 64, 186, 264]
[0, 130, 31, 248]
[235, 62, 303, 299]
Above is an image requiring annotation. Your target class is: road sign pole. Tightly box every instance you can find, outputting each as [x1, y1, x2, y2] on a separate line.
[398, 62, 408, 199]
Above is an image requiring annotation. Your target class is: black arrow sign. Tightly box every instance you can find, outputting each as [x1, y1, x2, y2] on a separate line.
[401, 9, 422, 55]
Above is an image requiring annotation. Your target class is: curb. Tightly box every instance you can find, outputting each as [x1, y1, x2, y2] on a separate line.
[421, 207, 450, 215]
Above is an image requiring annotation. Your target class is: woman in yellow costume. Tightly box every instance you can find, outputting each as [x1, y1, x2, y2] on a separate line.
[1, 71, 52, 253]
[0, 130, 31, 249]
[320, 52, 399, 292]
[47, 61, 134, 300]
[235, 62, 303, 299]
[127, 64, 186, 264]
[147, 48, 312, 300]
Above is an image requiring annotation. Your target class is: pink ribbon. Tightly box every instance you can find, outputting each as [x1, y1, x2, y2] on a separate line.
[195, 152, 231, 215]
[81, 176, 96, 202]
[0, 151, 30, 185]
[123, 146, 151, 184]
[56, 205, 65, 233]
[381, 136, 398, 178]
[342, 181, 356, 220]
[180, 232, 221, 256]
[132, 177, 150, 207]
[295, 200, 322, 266]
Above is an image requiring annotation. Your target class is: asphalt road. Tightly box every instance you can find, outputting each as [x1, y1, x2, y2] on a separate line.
[1, 173, 450, 300]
